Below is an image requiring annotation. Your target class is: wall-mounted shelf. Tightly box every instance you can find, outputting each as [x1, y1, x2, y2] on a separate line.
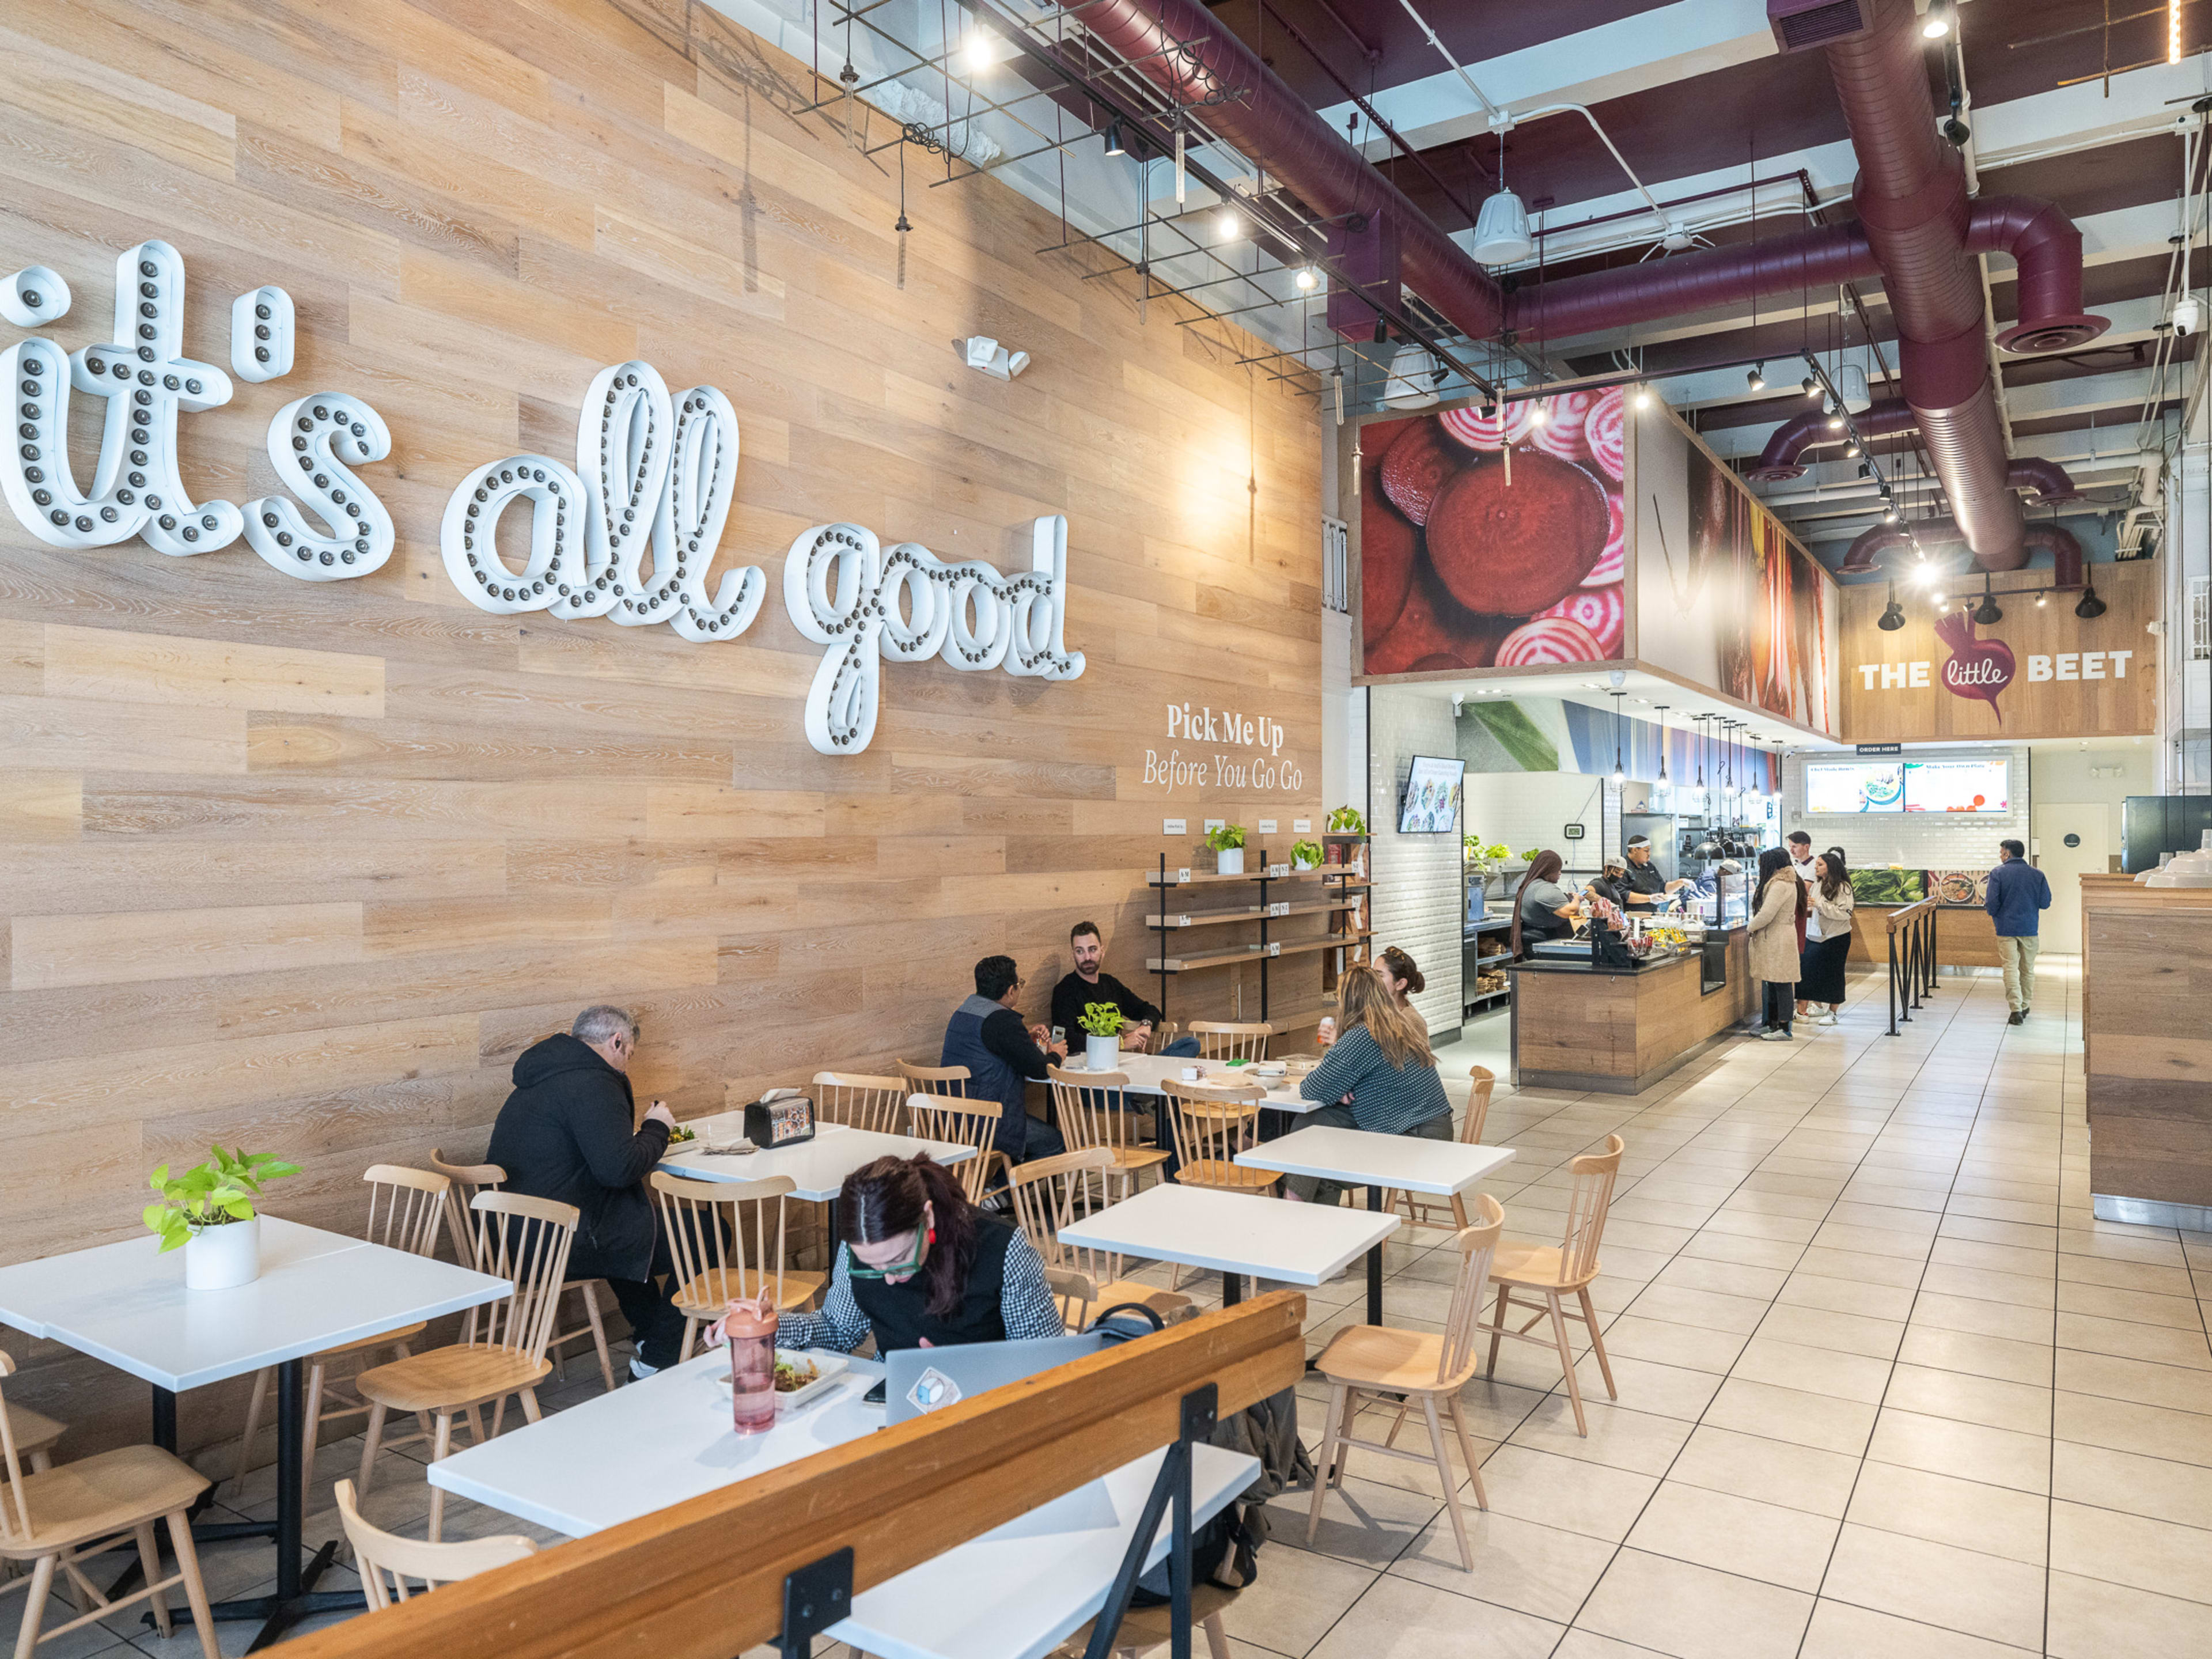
[1147, 868, 1325, 887]
[1147, 900, 1363, 929]
[1146, 937, 1347, 974]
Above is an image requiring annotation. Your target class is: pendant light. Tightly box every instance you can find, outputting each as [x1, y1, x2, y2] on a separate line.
[1381, 343, 1442, 409]
[1609, 691, 1627, 786]
[1471, 124, 1535, 266]
[1654, 706, 1669, 782]
[1973, 575, 2003, 626]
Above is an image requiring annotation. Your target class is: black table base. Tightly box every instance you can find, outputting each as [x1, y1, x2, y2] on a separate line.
[147, 1357, 361, 1651]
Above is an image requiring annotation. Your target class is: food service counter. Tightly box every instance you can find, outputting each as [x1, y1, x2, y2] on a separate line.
[1506, 927, 1755, 1095]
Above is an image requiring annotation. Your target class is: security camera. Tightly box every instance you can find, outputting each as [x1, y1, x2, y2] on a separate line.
[2173, 297, 2202, 338]
[1452, 694, 1465, 717]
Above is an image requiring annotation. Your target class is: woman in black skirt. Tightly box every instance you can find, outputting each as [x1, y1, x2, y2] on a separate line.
[1798, 849, 1855, 1024]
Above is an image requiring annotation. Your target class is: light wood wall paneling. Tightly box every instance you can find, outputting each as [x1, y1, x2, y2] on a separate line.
[0, 0, 1321, 1453]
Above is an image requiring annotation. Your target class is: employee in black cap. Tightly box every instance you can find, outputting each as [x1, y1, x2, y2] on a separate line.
[1620, 836, 1692, 908]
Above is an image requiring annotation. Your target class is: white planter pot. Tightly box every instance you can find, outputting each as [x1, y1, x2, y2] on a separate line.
[184, 1215, 260, 1290]
[1085, 1033, 1120, 1072]
[1215, 847, 1245, 876]
[1293, 856, 1318, 871]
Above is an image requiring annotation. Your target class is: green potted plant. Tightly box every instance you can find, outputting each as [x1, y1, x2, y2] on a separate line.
[1463, 836, 1510, 914]
[1291, 839, 1323, 871]
[1327, 806, 1366, 834]
[144, 1146, 301, 1290]
[1205, 822, 1247, 875]
[1076, 1001, 1126, 1071]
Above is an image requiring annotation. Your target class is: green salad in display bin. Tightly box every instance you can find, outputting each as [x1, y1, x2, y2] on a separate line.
[1849, 867, 1926, 906]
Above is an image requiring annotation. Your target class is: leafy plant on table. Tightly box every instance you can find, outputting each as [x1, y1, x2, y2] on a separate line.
[1204, 823, 1245, 853]
[143, 1146, 301, 1253]
[1463, 836, 1510, 877]
[1326, 806, 1366, 833]
[1077, 1002, 1126, 1037]
[1292, 840, 1323, 868]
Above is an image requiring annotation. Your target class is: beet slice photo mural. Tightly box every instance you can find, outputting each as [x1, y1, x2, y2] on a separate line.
[1359, 388, 1628, 675]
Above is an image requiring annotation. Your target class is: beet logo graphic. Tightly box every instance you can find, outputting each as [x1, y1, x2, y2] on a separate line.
[1933, 610, 2016, 722]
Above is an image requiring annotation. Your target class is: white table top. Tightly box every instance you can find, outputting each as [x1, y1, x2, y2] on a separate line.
[1235, 1126, 1517, 1195]
[428, 1341, 1256, 1659]
[0, 1217, 512, 1392]
[1056, 1183, 1397, 1285]
[660, 1119, 975, 1200]
[1063, 1051, 1323, 1113]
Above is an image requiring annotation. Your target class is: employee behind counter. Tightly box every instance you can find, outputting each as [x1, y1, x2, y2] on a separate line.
[1516, 843, 1705, 959]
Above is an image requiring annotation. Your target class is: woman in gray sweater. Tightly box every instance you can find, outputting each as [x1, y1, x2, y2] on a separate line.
[1284, 965, 1451, 1206]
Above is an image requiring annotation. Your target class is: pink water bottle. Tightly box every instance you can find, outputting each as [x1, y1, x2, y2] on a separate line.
[724, 1301, 779, 1434]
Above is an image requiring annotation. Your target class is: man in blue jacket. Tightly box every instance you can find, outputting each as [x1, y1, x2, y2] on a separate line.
[1984, 840, 2052, 1025]
[940, 956, 1069, 1169]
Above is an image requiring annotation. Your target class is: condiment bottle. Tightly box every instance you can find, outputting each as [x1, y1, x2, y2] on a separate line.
[724, 1300, 779, 1434]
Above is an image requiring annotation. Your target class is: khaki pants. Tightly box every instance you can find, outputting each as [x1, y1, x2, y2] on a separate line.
[1997, 934, 2039, 1012]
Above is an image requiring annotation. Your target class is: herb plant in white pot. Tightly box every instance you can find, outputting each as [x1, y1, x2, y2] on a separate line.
[1206, 823, 1246, 876]
[1292, 839, 1323, 871]
[144, 1146, 301, 1290]
[1077, 1002, 1125, 1071]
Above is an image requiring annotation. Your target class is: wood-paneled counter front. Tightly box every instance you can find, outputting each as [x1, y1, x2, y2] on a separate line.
[1509, 931, 1754, 1095]
[1847, 904, 2001, 968]
[2081, 874, 2212, 1222]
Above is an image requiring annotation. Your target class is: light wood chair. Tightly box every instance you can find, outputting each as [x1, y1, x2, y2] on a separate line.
[1008, 1149, 1192, 1330]
[1061, 1581, 1238, 1657]
[810, 1071, 909, 1134]
[896, 1059, 971, 1098]
[1187, 1021, 1275, 1062]
[1394, 1067, 1498, 1233]
[1161, 1078, 1278, 1294]
[650, 1171, 826, 1361]
[904, 1094, 1009, 1206]
[1480, 1134, 1623, 1437]
[0, 1352, 221, 1659]
[1308, 1196, 1505, 1572]
[334, 1479, 536, 1608]
[429, 1150, 616, 1395]
[234, 1165, 449, 1509]
[1048, 1066, 1171, 1203]
[355, 1191, 578, 1541]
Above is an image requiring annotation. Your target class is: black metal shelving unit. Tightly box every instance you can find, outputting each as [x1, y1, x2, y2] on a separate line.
[1147, 847, 1339, 1027]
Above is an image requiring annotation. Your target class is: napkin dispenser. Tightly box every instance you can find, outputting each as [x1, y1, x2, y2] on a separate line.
[743, 1088, 816, 1149]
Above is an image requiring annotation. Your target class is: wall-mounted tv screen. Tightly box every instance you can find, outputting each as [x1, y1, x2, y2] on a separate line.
[1904, 757, 2009, 813]
[1805, 761, 1904, 814]
[1399, 755, 1465, 834]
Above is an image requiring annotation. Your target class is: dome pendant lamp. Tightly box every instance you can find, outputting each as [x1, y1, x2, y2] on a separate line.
[1471, 122, 1535, 267]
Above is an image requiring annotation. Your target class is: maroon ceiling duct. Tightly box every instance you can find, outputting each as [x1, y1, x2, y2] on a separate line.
[1808, 0, 2026, 570]
[1749, 400, 2084, 502]
[1508, 222, 1875, 343]
[1840, 518, 2084, 587]
[1048, 0, 1508, 342]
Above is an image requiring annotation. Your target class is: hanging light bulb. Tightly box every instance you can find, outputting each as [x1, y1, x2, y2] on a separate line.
[1295, 265, 1319, 291]
[963, 29, 995, 71]
[1217, 207, 1241, 240]
[1655, 706, 1670, 782]
[1330, 366, 1345, 427]
[1634, 386, 1652, 409]
[1528, 402, 1550, 425]
[1609, 691, 1627, 786]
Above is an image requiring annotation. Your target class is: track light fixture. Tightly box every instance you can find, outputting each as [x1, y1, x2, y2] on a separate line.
[1827, 412, 1844, 431]
[1529, 403, 1550, 425]
[2035, 590, 2047, 607]
[1884, 505, 1899, 524]
[1103, 120, 1127, 157]
[1217, 208, 1241, 240]
[1295, 265, 1319, 291]
[1802, 373, 1820, 397]
[1923, 0, 1952, 37]
[1634, 386, 1652, 408]
[1747, 362, 1766, 392]
[1878, 582, 1906, 631]
[2075, 584, 2107, 619]
[1973, 576, 2003, 625]
[1844, 438, 1861, 457]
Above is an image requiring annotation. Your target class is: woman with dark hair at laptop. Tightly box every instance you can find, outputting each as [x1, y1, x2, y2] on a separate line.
[714, 1153, 1064, 1354]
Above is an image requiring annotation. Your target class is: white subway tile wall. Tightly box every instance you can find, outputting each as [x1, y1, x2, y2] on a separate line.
[1369, 688, 1463, 1035]
[1463, 769, 1618, 877]
[1782, 745, 2032, 868]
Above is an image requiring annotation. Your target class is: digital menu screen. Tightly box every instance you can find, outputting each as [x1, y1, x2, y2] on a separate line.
[1805, 762, 1904, 814]
[1903, 758, 2009, 813]
[1398, 755, 1465, 833]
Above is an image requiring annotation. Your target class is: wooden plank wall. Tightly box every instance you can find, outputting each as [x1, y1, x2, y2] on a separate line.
[0, 0, 1321, 1450]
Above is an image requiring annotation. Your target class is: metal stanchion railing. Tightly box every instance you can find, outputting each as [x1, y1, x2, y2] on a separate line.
[1885, 895, 1940, 1037]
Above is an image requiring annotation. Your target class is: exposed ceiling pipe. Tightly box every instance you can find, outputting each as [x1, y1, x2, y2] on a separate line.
[1749, 399, 2084, 501]
[1840, 518, 2085, 587]
[1048, 0, 1509, 342]
[1802, 0, 2027, 570]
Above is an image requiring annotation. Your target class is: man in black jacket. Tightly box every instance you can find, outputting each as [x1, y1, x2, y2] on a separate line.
[486, 1005, 685, 1378]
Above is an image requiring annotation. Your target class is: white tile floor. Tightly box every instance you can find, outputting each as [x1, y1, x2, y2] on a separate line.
[14, 958, 2211, 1659]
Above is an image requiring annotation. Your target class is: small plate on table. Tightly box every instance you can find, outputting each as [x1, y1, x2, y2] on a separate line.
[717, 1349, 848, 1411]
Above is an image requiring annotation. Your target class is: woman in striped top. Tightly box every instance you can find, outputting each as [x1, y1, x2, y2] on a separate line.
[1283, 965, 1452, 1206]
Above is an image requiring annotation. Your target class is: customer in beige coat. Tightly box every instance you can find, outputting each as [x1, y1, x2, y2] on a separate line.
[1746, 847, 1806, 1041]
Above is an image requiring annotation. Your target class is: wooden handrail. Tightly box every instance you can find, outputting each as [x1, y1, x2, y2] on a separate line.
[279, 1292, 1308, 1659]
[1884, 893, 1940, 932]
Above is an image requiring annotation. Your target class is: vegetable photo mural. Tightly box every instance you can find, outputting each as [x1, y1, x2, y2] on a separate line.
[1359, 388, 1628, 675]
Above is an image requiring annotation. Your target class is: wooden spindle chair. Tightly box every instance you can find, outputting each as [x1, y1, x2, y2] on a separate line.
[809, 1071, 909, 1135]
[904, 1094, 1008, 1206]
[0, 1353, 220, 1659]
[895, 1059, 970, 1099]
[650, 1172, 825, 1362]
[355, 1191, 578, 1541]
[1007, 1149, 1191, 1330]
[1308, 1196, 1505, 1571]
[1160, 1078, 1278, 1293]
[429, 1149, 616, 1395]
[1479, 1134, 1624, 1436]
[1393, 1066, 1498, 1233]
[1186, 1021, 1275, 1063]
[335, 1479, 535, 1608]
[1048, 1066, 1170, 1206]
[233, 1165, 450, 1509]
